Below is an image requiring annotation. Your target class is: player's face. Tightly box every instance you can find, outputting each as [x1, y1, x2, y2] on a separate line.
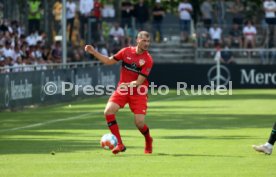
[137, 36, 150, 51]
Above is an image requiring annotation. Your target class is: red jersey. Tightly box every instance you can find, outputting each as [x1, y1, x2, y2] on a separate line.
[114, 46, 153, 89]
[93, 1, 102, 19]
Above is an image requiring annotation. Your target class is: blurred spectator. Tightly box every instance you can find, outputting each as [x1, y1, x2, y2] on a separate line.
[79, 0, 94, 39]
[12, 44, 21, 62]
[259, 27, 276, 64]
[200, 0, 213, 30]
[259, 47, 276, 65]
[0, 19, 12, 34]
[152, 0, 165, 43]
[220, 43, 235, 64]
[28, 45, 36, 63]
[2, 41, 14, 59]
[52, 0, 62, 36]
[13, 56, 23, 72]
[263, 0, 276, 25]
[20, 42, 30, 60]
[190, 0, 200, 25]
[66, 0, 77, 43]
[31, 44, 43, 61]
[102, 0, 115, 19]
[28, 0, 42, 33]
[121, 0, 135, 45]
[26, 31, 39, 46]
[92, 0, 103, 42]
[37, 31, 47, 46]
[10, 20, 24, 37]
[196, 22, 209, 48]
[3, 56, 12, 73]
[209, 24, 222, 48]
[263, 0, 276, 48]
[42, 46, 52, 63]
[178, 0, 193, 42]
[134, 0, 149, 31]
[215, 0, 226, 26]
[70, 22, 82, 46]
[92, 0, 103, 20]
[51, 41, 62, 63]
[68, 46, 85, 62]
[0, 20, 8, 33]
[95, 42, 109, 56]
[121, 0, 134, 29]
[243, 20, 257, 55]
[228, 0, 244, 27]
[229, 23, 242, 48]
[109, 22, 125, 54]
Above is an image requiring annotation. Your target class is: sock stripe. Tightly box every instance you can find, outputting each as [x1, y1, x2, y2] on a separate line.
[107, 120, 117, 127]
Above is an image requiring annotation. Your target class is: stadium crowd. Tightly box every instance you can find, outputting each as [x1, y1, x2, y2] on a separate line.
[1, 0, 276, 73]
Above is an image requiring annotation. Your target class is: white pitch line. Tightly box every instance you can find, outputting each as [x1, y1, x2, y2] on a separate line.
[1, 94, 187, 132]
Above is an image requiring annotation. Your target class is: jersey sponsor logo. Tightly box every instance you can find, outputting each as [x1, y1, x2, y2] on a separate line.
[122, 62, 141, 73]
[139, 59, 145, 66]
[127, 57, 131, 60]
[131, 63, 137, 68]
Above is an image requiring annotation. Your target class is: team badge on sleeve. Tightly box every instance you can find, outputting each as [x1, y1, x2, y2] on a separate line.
[139, 59, 145, 66]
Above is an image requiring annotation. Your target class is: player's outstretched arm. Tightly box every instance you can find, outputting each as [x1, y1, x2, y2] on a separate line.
[84, 45, 117, 65]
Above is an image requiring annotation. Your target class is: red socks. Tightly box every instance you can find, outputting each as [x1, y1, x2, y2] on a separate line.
[139, 124, 151, 142]
[105, 114, 123, 145]
[105, 114, 151, 145]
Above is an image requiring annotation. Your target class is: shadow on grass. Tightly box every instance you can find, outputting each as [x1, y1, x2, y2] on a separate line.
[157, 135, 255, 140]
[156, 153, 245, 158]
[114, 153, 244, 158]
[0, 138, 99, 154]
[156, 94, 276, 101]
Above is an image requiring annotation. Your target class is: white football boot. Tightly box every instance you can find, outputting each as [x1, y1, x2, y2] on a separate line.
[252, 144, 273, 155]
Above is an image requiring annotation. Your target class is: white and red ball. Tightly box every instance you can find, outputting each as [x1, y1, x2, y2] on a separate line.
[100, 133, 118, 150]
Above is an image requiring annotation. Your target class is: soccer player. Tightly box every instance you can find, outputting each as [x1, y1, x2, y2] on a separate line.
[253, 122, 276, 155]
[84, 31, 153, 154]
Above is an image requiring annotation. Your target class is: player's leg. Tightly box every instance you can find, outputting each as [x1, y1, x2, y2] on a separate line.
[134, 114, 153, 154]
[104, 101, 121, 143]
[105, 90, 129, 154]
[104, 101, 126, 154]
[129, 94, 153, 154]
[253, 122, 276, 155]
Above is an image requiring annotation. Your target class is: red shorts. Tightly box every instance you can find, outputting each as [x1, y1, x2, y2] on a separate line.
[108, 90, 148, 115]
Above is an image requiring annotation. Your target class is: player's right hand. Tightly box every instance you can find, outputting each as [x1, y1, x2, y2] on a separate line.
[84, 45, 95, 54]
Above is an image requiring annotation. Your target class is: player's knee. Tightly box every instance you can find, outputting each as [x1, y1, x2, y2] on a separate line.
[104, 107, 116, 116]
[134, 119, 144, 129]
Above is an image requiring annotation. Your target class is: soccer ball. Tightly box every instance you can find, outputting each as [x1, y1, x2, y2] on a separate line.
[100, 133, 118, 150]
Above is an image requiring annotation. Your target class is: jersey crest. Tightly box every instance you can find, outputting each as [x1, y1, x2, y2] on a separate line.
[139, 59, 145, 66]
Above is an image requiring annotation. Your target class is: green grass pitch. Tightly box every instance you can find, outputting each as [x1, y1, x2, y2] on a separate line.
[1, 90, 276, 177]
